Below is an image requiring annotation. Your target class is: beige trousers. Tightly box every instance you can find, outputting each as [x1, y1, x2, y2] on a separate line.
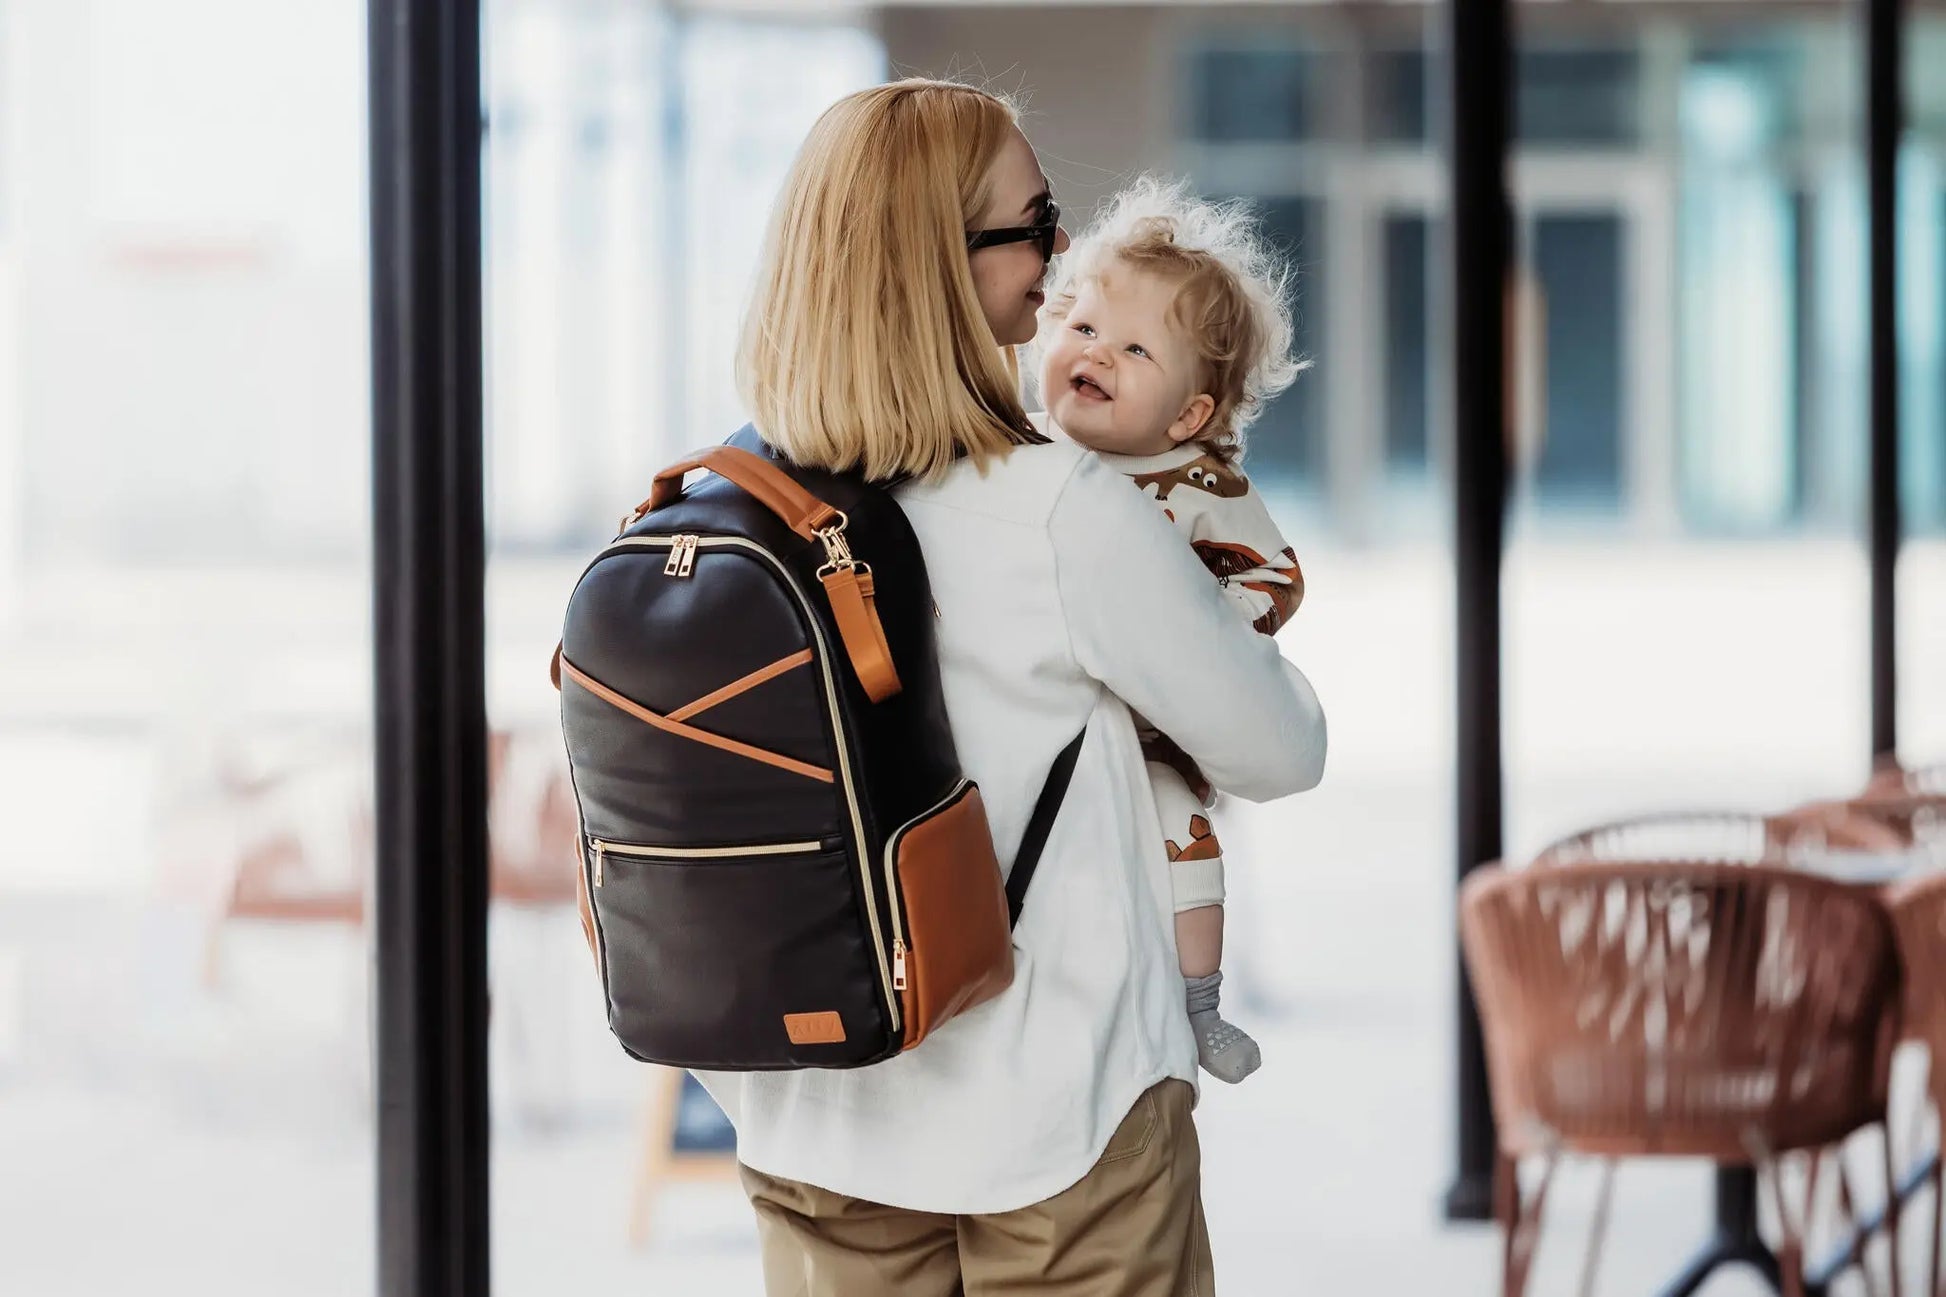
[739, 1079, 1215, 1297]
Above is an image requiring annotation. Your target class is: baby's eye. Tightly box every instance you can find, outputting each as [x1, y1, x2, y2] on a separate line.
[1127, 343, 1149, 359]
[1071, 322, 1095, 337]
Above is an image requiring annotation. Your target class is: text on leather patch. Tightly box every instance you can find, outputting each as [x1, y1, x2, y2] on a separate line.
[783, 1011, 846, 1045]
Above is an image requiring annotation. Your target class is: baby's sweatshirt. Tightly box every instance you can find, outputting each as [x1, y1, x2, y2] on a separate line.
[1091, 443, 1303, 636]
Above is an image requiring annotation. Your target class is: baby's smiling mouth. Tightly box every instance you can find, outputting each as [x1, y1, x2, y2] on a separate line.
[1071, 374, 1111, 400]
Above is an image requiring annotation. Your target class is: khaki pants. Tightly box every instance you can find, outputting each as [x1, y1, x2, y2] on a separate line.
[739, 1079, 1214, 1297]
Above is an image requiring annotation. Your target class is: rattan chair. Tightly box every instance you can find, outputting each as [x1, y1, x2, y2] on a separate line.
[1531, 811, 1784, 868]
[1462, 861, 1905, 1297]
[1533, 805, 1918, 870]
[1886, 872, 1946, 1296]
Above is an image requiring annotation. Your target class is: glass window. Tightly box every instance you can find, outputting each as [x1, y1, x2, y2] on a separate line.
[1691, 35, 1806, 147]
[1533, 213, 1626, 507]
[1677, 57, 1801, 531]
[1383, 213, 1431, 475]
[1517, 48, 1643, 147]
[1187, 47, 1318, 144]
[1901, 147, 1945, 534]
[1902, 19, 1946, 804]
[1369, 50, 1431, 146]
[1229, 194, 1324, 496]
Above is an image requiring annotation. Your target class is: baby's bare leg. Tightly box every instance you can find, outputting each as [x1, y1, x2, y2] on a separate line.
[1175, 904, 1224, 979]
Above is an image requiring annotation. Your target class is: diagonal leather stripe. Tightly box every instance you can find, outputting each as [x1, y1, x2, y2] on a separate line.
[669, 649, 815, 723]
[558, 655, 834, 784]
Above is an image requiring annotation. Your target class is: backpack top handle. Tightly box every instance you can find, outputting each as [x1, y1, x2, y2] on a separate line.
[630, 445, 841, 541]
[579, 443, 903, 705]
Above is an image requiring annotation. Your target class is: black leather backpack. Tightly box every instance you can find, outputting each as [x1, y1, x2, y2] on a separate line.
[554, 428, 1080, 1070]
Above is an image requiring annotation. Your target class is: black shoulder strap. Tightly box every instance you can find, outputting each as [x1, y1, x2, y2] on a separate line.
[1006, 730, 1087, 929]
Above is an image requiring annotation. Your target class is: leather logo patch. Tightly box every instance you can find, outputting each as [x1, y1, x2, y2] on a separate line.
[783, 1011, 846, 1045]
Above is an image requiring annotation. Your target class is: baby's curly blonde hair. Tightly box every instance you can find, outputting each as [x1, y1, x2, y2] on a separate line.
[1040, 176, 1307, 464]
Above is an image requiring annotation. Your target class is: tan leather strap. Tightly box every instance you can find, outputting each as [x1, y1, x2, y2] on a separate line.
[636, 445, 840, 540]
[820, 567, 901, 702]
[557, 653, 834, 784]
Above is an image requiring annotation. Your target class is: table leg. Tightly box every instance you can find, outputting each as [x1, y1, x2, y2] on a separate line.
[1658, 1168, 1805, 1297]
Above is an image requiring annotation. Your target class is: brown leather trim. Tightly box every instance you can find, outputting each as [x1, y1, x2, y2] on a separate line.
[640, 445, 840, 540]
[668, 649, 814, 723]
[892, 785, 1013, 1051]
[783, 1011, 846, 1045]
[557, 654, 834, 784]
[549, 641, 564, 691]
[820, 567, 902, 703]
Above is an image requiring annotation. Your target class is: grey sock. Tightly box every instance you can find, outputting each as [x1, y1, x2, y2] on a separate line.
[1185, 971, 1262, 1084]
[1185, 970, 1224, 1017]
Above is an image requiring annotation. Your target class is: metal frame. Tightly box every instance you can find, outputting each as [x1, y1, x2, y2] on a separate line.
[1869, 0, 1903, 761]
[1445, 0, 1512, 1224]
[368, 2, 492, 1295]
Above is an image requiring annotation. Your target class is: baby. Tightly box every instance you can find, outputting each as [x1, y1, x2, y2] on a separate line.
[1036, 177, 1305, 1084]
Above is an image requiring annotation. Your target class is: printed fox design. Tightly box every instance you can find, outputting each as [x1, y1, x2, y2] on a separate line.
[1131, 454, 1250, 502]
[1164, 814, 1223, 864]
[1193, 541, 1305, 635]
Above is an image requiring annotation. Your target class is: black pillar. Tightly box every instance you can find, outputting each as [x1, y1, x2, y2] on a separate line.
[1867, 0, 1903, 763]
[1445, 0, 1512, 1223]
[368, 2, 490, 1295]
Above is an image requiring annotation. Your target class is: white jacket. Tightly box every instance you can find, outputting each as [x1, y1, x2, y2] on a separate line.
[694, 437, 1326, 1215]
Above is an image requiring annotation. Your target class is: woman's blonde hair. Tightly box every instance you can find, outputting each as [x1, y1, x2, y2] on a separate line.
[1042, 175, 1306, 465]
[737, 79, 1041, 482]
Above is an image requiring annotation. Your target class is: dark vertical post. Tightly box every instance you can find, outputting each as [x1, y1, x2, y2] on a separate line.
[1867, 0, 1903, 763]
[368, 2, 490, 1295]
[1445, 0, 1512, 1223]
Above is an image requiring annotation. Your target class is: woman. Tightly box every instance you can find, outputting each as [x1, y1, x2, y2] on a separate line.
[705, 78, 1327, 1296]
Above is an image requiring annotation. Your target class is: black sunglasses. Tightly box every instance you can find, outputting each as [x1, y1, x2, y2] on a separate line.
[966, 199, 1061, 262]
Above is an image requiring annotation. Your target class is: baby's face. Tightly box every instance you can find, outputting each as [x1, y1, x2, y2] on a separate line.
[1041, 269, 1210, 458]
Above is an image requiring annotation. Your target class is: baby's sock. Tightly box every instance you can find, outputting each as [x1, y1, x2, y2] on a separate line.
[1185, 970, 1261, 1084]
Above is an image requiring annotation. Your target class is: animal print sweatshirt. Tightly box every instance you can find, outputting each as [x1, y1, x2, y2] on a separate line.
[1092, 443, 1304, 637]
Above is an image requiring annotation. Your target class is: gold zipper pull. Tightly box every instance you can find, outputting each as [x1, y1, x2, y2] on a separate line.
[593, 840, 606, 887]
[676, 534, 698, 578]
[892, 939, 908, 991]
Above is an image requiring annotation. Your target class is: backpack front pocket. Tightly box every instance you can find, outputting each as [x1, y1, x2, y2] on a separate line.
[586, 835, 896, 1069]
[886, 782, 1014, 1050]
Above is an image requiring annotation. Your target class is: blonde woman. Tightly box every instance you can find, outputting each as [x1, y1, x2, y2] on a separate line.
[700, 79, 1327, 1297]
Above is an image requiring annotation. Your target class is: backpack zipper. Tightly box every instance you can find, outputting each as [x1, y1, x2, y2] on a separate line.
[880, 778, 974, 995]
[593, 532, 903, 1032]
[662, 535, 699, 578]
[589, 835, 827, 887]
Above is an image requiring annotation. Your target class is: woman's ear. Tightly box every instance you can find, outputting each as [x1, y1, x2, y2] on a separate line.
[1166, 394, 1217, 445]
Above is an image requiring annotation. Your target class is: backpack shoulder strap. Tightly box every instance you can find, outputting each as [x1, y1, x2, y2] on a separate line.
[1006, 730, 1087, 929]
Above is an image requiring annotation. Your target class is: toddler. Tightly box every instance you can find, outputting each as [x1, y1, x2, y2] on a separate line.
[1036, 177, 1306, 1084]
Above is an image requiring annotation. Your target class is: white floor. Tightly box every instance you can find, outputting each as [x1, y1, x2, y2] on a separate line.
[1, 539, 1943, 1295]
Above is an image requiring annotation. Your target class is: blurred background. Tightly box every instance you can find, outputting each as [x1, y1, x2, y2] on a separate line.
[0, 0, 1943, 1292]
